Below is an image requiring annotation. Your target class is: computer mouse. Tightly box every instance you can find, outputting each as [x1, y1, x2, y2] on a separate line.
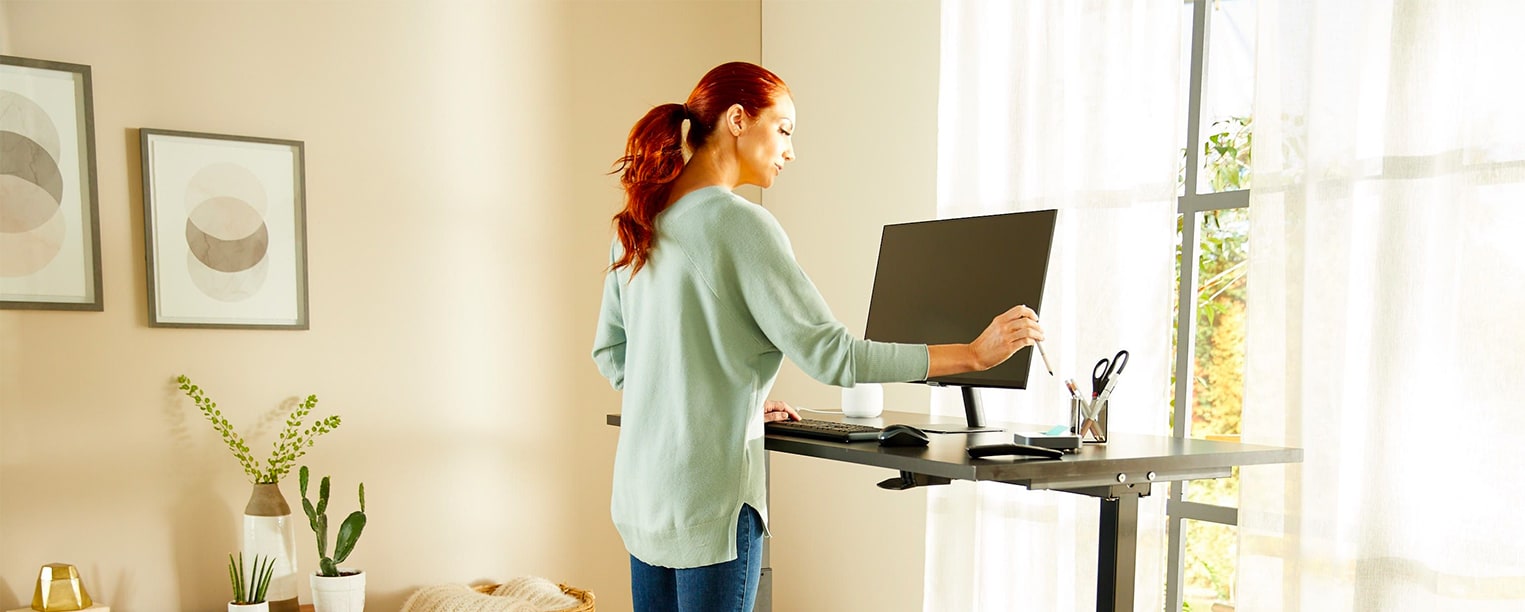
[878, 424, 930, 447]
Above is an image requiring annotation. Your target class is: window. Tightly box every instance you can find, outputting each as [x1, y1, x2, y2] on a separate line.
[1168, 0, 1255, 610]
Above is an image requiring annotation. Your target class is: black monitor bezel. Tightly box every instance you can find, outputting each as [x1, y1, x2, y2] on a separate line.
[863, 209, 1058, 390]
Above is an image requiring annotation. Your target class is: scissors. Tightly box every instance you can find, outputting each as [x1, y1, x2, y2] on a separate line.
[1091, 350, 1130, 398]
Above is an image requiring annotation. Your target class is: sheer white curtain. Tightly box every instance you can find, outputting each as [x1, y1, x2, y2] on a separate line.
[928, 1, 1180, 610]
[1240, 1, 1525, 610]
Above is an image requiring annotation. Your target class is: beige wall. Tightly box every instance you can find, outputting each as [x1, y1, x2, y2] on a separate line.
[2, 0, 944, 610]
[761, 1, 941, 610]
[0, 2, 759, 611]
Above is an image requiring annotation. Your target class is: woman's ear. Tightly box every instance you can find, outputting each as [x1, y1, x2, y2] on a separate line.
[724, 103, 748, 137]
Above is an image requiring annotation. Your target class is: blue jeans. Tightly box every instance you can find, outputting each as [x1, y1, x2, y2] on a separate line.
[630, 504, 763, 612]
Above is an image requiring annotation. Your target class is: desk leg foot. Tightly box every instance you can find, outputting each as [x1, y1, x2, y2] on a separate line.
[877, 471, 953, 490]
[1097, 493, 1138, 612]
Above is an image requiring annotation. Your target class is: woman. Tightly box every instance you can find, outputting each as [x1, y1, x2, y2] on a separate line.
[592, 61, 1043, 611]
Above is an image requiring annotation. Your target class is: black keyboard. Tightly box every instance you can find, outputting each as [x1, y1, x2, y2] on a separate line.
[765, 418, 883, 443]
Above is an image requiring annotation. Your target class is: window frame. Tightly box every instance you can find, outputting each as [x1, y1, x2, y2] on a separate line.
[1165, 0, 1253, 609]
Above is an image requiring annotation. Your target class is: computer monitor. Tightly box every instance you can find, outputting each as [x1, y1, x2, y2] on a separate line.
[863, 209, 1058, 432]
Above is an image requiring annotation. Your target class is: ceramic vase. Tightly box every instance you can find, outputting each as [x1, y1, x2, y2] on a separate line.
[310, 570, 366, 612]
[243, 483, 299, 612]
[229, 601, 270, 612]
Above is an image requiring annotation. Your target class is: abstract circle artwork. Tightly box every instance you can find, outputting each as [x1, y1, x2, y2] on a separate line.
[0, 90, 68, 277]
[1, 55, 101, 311]
[183, 162, 272, 302]
[140, 128, 307, 328]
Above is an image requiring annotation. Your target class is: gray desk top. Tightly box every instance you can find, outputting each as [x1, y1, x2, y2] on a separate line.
[607, 410, 1302, 492]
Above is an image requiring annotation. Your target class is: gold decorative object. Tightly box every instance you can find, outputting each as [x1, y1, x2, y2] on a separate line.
[30, 563, 92, 612]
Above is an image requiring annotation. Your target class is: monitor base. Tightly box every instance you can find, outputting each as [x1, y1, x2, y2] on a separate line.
[912, 424, 1005, 434]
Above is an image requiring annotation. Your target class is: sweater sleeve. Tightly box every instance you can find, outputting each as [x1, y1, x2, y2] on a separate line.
[715, 203, 929, 386]
[591, 240, 627, 390]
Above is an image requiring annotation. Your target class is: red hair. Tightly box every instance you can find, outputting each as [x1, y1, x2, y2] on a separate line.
[610, 62, 791, 275]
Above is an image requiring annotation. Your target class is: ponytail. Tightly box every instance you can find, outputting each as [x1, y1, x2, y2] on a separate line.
[610, 103, 687, 276]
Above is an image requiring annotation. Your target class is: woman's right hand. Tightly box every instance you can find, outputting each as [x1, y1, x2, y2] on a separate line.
[927, 304, 1044, 377]
[969, 304, 1044, 370]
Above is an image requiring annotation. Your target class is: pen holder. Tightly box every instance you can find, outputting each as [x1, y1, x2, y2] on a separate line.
[1072, 397, 1108, 444]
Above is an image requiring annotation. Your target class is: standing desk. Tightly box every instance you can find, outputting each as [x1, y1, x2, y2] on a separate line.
[607, 410, 1302, 612]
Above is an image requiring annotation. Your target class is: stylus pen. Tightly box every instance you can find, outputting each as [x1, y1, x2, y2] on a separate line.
[1035, 341, 1054, 376]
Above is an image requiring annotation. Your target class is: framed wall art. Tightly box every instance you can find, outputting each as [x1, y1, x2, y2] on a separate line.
[1, 55, 103, 310]
[139, 129, 308, 329]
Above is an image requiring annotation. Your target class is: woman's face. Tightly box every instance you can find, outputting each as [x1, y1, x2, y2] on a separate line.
[736, 95, 796, 189]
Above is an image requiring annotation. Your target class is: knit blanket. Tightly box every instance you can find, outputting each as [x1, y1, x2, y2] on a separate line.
[400, 576, 581, 612]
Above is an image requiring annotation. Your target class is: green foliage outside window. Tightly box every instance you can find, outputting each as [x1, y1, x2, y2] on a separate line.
[1173, 114, 1252, 607]
[1203, 116, 1253, 193]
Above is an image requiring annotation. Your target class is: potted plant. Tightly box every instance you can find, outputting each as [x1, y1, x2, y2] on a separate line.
[299, 465, 367, 612]
[228, 552, 276, 612]
[179, 374, 341, 612]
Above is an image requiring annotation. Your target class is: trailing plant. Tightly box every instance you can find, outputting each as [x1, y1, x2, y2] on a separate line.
[228, 552, 276, 604]
[300, 465, 367, 577]
[178, 374, 341, 484]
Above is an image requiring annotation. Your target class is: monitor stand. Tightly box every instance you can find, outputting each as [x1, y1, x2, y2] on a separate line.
[914, 386, 1006, 434]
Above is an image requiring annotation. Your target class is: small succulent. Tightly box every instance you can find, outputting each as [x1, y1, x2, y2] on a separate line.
[228, 552, 275, 604]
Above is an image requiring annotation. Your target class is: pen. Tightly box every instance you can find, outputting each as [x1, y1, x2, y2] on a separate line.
[1094, 371, 1122, 405]
[1035, 341, 1054, 376]
[1064, 378, 1092, 417]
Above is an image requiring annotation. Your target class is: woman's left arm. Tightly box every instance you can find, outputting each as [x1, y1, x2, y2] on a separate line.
[591, 245, 628, 390]
[721, 205, 928, 387]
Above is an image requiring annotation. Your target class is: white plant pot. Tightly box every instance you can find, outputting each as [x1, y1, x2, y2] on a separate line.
[229, 602, 270, 612]
[309, 570, 365, 612]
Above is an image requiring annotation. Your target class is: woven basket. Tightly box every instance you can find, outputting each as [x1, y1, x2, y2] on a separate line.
[472, 583, 595, 612]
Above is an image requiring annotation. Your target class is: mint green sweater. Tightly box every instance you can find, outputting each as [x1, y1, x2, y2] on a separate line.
[592, 186, 930, 568]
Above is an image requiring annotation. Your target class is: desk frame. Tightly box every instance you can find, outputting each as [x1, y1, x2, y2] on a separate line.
[608, 411, 1301, 612]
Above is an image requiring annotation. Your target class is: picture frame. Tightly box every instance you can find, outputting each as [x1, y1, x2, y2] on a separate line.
[1, 55, 103, 310]
[139, 129, 309, 329]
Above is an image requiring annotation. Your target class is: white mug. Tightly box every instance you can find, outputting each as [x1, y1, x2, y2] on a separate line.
[841, 383, 884, 418]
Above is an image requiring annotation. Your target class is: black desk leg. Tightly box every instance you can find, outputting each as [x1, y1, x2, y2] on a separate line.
[1097, 493, 1139, 612]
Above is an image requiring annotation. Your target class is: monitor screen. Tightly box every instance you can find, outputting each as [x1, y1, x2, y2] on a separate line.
[864, 209, 1057, 390]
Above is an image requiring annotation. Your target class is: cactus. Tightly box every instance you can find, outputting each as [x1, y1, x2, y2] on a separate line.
[299, 465, 367, 577]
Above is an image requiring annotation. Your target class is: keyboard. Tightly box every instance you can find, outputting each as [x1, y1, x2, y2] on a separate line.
[765, 418, 883, 443]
